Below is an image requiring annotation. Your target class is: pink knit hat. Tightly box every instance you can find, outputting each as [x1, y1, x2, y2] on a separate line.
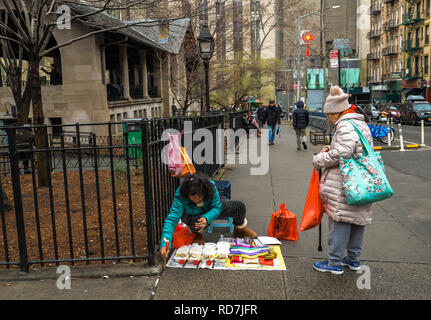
[323, 86, 350, 114]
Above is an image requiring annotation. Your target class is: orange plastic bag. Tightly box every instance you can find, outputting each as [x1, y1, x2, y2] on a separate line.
[171, 223, 196, 249]
[268, 203, 298, 241]
[300, 169, 324, 232]
[172, 147, 196, 178]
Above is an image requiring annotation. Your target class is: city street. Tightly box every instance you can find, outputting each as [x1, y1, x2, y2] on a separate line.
[153, 122, 431, 300]
[394, 123, 431, 147]
[375, 122, 431, 180]
[1, 0, 431, 307]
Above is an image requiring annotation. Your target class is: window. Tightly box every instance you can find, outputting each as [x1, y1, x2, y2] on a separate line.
[427, 0, 430, 17]
[426, 25, 430, 45]
[425, 56, 429, 74]
[49, 118, 62, 137]
[117, 113, 122, 133]
[110, 115, 116, 134]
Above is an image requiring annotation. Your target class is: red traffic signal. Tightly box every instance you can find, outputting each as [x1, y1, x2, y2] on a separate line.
[301, 32, 315, 42]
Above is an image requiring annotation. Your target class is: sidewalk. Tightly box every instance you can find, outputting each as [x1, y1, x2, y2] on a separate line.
[154, 121, 431, 300]
[1, 121, 430, 300]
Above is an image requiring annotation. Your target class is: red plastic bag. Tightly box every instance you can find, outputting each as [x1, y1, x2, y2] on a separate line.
[268, 203, 298, 241]
[171, 223, 196, 249]
[300, 169, 324, 232]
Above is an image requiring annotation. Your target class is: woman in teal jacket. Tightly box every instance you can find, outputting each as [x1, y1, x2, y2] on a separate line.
[160, 174, 257, 260]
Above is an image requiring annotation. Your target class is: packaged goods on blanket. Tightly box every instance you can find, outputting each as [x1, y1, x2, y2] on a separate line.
[174, 244, 191, 264]
[174, 242, 224, 266]
[228, 244, 277, 266]
[173, 238, 279, 268]
[221, 237, 278, 266]
[189, 243, 204, 266]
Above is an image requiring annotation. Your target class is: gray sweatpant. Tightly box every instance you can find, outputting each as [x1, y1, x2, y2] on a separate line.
[295, 129, 306, 149]
[327, 217, 365, 267]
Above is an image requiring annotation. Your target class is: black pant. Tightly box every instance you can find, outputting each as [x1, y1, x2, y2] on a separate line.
[181, 199, 246, 235]
[19, 151, 32, 172]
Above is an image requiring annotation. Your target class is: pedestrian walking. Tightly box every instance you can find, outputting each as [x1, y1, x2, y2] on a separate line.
[160, 174, 258, 261]
[240, 112, 258, 138]
[16, 124, 34, 174]
[256, 104, 266, 128]
[311, 86, 373, 275]
[263, 99, 281, 145]
[292, 100, 309, 151]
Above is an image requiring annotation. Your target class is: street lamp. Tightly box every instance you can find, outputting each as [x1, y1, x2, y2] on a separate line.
[296, 5, 340, 103]
[197, 24, 214, 113]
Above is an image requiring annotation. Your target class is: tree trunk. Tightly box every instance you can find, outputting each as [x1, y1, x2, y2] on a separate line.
[28, 56, 49, 187]
[16, 82, 32, 126]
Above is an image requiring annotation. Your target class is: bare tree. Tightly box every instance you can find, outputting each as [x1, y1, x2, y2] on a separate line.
[0, 0, 208, 186]
[169, 43, 203, 114]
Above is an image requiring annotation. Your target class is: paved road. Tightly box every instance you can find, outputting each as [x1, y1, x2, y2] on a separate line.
[372, 121, 431, 181]
[394, 122, 431, 146]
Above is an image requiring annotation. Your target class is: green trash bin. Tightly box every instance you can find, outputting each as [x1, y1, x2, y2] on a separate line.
[123, 118, 144, 159]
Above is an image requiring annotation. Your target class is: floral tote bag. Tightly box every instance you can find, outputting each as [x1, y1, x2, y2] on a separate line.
[339, 120, 394, 205]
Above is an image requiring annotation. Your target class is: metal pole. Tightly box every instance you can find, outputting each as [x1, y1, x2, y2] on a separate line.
[399, 123, 405, 151]
[338, 49, 341, 86]
[204, 58, 210, 113]
[6, 128, 29, 273]
[387, 117, 392, 147]
[140, 120, 155, 266]
[321, 0, 328, 97]
[318, 167, 322, 252]
[421, 119, 425, 146]
[297, 14, 301, 102]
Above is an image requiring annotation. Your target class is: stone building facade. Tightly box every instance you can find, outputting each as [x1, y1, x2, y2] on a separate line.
[0, 4, 197, 136]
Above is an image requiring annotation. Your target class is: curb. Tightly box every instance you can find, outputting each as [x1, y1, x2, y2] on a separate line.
[374, 145, 402, 151]
[0, 262, 163, 282]
[374, 144, 425, 151]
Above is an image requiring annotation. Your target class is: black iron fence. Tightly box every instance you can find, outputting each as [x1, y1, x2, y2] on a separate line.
[0, 114, 225, 272]
[309, 116, 335, 145]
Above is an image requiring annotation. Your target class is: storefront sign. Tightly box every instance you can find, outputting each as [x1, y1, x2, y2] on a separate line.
[372, 84, 389, 91]
[401, 79, 421, 88]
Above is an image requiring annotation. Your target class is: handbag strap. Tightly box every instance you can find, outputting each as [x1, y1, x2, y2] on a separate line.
[343, 120, 374, 157]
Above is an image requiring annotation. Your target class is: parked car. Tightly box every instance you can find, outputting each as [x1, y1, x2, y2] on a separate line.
[309, 107, 326, 118]
[380, 104, 401, 123]
[363, 104, 380, 121]
[400, 100, 431, 125]
[405, 95, 425, 102]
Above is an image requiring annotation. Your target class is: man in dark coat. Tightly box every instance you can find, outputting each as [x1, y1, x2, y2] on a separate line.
[263, 99, 281, 145]
[292, 100, 309, 150]
[256, 104, 265, 128]
[15, 125, 34, 173]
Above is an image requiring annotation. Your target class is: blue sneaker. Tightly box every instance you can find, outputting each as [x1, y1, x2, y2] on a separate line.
[341, 257, 361, 271]
[313, 260, 344, 275]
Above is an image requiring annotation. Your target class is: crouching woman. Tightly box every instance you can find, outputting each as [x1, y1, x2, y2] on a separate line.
[160, 174, 258, 260]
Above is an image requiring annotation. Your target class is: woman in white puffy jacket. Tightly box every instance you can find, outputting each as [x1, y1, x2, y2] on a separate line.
[312, 86, 373, 275]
